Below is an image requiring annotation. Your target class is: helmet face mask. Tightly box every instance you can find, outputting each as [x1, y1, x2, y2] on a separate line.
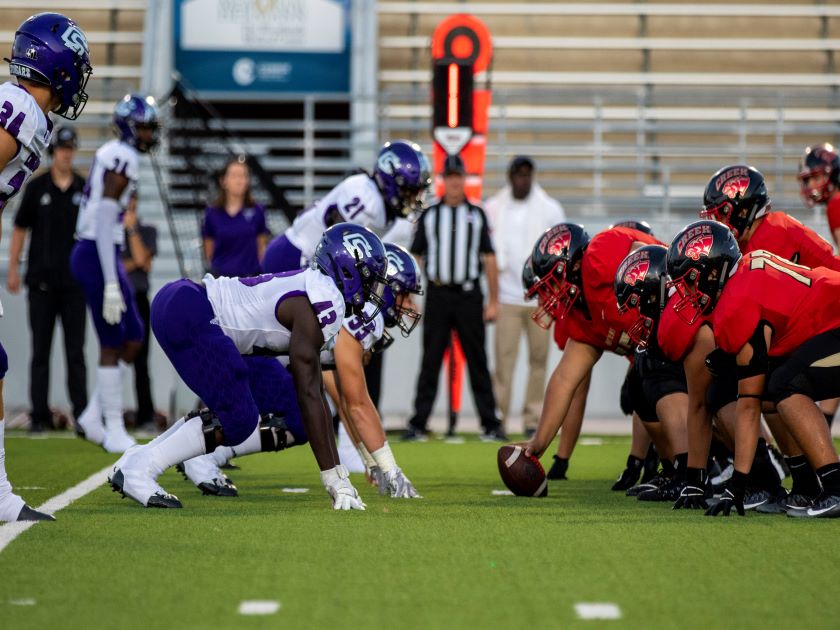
[381, 243, 423, 336]
[666, 268, 712, 326]
[529, 259, 581, 329]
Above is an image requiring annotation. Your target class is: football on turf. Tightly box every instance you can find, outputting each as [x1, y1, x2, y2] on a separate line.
[497, 445, 548, 497]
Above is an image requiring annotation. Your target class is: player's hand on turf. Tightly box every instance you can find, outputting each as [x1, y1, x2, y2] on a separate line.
[322, 464, 366, 511]
[368, 465, 385, 489]
[673, 484, 709, 510]
[383, 467, 422, 499]
[103, 281, 126, 325]
[705, 471, 747, 517]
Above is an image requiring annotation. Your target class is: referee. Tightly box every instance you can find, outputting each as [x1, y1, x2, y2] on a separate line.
[405, 155, 506, 441]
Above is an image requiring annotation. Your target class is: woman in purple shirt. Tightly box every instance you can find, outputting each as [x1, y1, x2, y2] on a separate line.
[202, 157, 271, 277]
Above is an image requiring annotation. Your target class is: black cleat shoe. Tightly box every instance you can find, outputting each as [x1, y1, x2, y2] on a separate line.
[787, 492, 840, 519]
[638, 476, 684, 502]
[176, 462, 234, 486]
[109, 469, 182, 508]
[402, 426, 429, 442]
[755, 487, 790, 514]
[480, 427, 508, 442]
[783, 492, 813, 516]
[547, 455, 568, 480]
[611, 465, 641, 491]
[626, 474, 666, 497]
[16, 504, 55, 522]
[197, 479, 238, 497]
[743, 488, 773, 511]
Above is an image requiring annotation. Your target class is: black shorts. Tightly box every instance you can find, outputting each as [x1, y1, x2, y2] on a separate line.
[621, 352, 687, 422]
[706, 353, 737, 416]
[768, 326, 840, 404]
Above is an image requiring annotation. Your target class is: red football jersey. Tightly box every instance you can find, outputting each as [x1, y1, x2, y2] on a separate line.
[713, 250, 840, 357]
[657, 291, 707, 362]
[827, 194, 840, 237]
[553, 315, 569, 350]
[743, 211, 840, 271]
[565, 227, 661, 354]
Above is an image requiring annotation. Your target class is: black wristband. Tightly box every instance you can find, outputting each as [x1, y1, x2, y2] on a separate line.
[730, 470, 749, 497]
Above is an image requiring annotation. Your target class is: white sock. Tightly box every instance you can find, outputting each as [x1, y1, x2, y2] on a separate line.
[230, 420, 262, 458]
[357, 443, 377, 470]
[145, 418, 185, 450]
[0, 420, 24, 520]
[118, 360, 131, 384]
[149, 417, 206, 476]
[210, 445, 236, 467]
[372, 442, 398, 473]
[99, 366, 124, 432]
[337, 423, 365, 472]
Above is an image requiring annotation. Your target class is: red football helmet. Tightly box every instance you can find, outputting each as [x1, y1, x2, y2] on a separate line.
[798, 143, 840, 206]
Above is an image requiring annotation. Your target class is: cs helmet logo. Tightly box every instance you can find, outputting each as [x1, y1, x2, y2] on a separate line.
[377, 150, 402, 176]
[61, 25, 89, 57]
[684, 235, 713, 261]
[343, 233, 374, 260]
[386, 250, 405, 276]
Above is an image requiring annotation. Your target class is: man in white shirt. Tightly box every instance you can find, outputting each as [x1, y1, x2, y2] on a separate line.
[485, 156, 566, 436]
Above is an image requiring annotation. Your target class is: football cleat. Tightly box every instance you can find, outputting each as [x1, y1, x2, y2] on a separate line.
[787, 492, 840, 519]
[638, 476, 684, 502]
[626, 474, 667, 497]
[480, 427, 509, 442]
[783, 492, 814, 515]
[754, 487, 790, 514]
[76, 411, 105, 446]
[611, 462, 641, 491]
[176, 456, 237, 497]
[743, 488, 773, 511]
[547, 455, 569, 481]
[402, 426, 428, 442]
[108, 463, 181, 509]
[16, 504, 55, 522]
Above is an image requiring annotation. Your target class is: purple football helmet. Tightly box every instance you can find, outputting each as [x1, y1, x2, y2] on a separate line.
[114, 94, 160, 153]
[373, 140, 431, 219]
[313, 224, 388, 321]
[381, 243, 423, 337]
[8, 13, 92, 120]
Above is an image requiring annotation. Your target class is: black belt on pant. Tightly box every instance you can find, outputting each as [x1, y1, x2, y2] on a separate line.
[429, 280, 477, 292]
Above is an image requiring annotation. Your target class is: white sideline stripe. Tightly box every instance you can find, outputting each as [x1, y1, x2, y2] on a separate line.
[238, 600, 281, 615]
[0, 465, 112, 554]
[575, 603, 622, 620]
[9, 598, 36, 606]
[580, 438, 605, 446]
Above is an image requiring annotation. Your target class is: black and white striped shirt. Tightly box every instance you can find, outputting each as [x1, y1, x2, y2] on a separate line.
[410, 200, 494, 285]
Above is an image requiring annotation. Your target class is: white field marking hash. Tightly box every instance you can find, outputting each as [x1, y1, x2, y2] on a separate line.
[238, 600, 281, 615]
[491, 489, 514, 496]
[579, 438, 605, 446]
[575, 603, 622, 620]
[281, 487, 309, 493]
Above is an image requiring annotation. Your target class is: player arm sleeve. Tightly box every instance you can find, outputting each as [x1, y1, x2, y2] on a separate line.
[94, 197, 121, 284]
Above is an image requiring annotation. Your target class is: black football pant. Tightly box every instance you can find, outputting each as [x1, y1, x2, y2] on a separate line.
[411, 285, 500, 431]
[132, 290, 154, 425]
[364, 349, 383, 411]
[27, 285, 88, 428]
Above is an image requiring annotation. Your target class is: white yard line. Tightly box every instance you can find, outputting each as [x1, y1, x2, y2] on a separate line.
[238, 600, 281, 615]
[575, 603, 622, 620]
[0, 465, 112, 553]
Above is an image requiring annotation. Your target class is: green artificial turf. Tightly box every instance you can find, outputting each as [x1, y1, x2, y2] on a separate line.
[1, 433, 839, 630]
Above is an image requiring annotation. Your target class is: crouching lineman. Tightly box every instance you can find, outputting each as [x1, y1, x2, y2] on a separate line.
[175, 243, 424, 499]
[668, 220, 840, 517]
[615, 234, 785, 513]
[520, 223, 690, 488]
[72, 94, 159, 453]
[0, 12, 92, 522]
[109, 224, 388, 510]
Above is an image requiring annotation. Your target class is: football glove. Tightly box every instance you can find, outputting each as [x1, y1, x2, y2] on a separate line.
[321, 464, 366, 511]
[383, 467, 422, 499]
[673, 468, 709, 510]
[705, 470, 748, 517]
[103, 281, 126, 325]
[369, 465, 385, 490]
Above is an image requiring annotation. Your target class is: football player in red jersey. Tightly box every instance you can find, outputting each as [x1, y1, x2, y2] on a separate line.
[799, 143, 840, 249]
[521, 224, 690, 493]
[701, 164, 840, 271]
[669, 220, 840, 518]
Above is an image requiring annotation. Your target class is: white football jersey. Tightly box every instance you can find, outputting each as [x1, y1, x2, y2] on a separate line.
[76, 139, 140, 246]
[285, 173, 389, 262]
[0, 82, 51, 210]
[203, 267, 345, 356]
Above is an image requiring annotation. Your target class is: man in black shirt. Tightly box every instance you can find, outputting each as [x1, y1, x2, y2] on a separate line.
[405, 155, 506, 441]
[7, 127, 87, 432]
